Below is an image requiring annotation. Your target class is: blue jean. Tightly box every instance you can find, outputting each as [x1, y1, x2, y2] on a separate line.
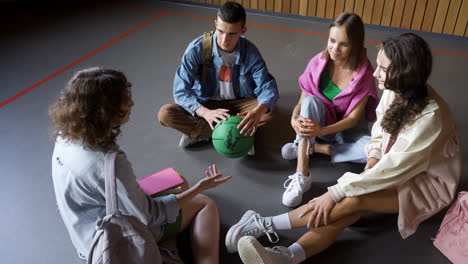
[295, 95, 369, 163]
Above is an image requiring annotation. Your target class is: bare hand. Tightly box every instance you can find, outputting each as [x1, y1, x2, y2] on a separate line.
[298, 191, 336, 228]
[237, 109, 263, 136]
[291, 115, 317, 138]
[364, 157, 380, 171]
[197, 108, 230, 130]
[196, 164, 232, 192]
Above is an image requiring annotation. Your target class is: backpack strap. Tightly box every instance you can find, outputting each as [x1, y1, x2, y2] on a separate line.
[104, 152, 119, 216]
[201, 31, 214, 85]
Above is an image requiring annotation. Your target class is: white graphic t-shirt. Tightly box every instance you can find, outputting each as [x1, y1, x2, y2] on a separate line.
[212, 49, 236, 100]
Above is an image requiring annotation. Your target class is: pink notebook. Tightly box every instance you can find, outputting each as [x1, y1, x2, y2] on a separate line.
[137, 168, 185, 196]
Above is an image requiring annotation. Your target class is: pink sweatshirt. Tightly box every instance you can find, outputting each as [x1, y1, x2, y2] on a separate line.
[298, 51, 379, 125]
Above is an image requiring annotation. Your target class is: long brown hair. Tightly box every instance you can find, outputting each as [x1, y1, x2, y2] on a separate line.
[49, 67, 132, 151]
[380, 33, 432, 137]
[322, 12, 365, 71]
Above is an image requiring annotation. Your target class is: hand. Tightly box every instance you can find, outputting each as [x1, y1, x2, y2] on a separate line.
[175, 164, 232, 208]
[196, 107, 230, 130]
[309, 121, 324, 137]
[195, 164, 232, 192]
[291, 115, 318, 138]
[298, 191, 336, 228]
[237, 105, 266, 136]
[364, 157, 380, 171]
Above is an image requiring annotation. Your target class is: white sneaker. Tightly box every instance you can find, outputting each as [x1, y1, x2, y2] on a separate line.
[238, 236, 293, 264]
[225, 210, 279, 254]
[247, 145, 255, 156]
[281, 142, 313, 160]
[178, 134, 210, 148]
[282, 172, 312, 207]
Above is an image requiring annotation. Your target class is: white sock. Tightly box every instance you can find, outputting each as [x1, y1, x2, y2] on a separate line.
[288, 243, 306, 264]
[271, 213, 292, 230]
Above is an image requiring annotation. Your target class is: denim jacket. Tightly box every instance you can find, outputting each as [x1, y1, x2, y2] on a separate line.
[173, 32, 279, 115]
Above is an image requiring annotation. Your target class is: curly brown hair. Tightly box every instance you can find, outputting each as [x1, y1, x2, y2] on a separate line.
[49, 67, 132, 151]
[379, 33, 432, 137]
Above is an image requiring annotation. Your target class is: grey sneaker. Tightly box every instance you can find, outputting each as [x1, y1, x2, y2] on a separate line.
[179, 134, 210, 148]
[238, 236, 293, 264]
[225, 210, 279, 253]
[282, 172, 312, 207]
[281, 141, 313, 160]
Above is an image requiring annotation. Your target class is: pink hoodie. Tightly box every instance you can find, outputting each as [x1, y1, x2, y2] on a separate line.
[298, 51, 379, 125]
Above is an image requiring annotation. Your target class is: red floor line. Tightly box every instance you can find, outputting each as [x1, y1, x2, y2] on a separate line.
[2, 6, 466, 109]
[161, 10, 216, 21]
[432, 49, 468, 57]
[0, 13, 165, 109]
[112, 4, 162, 13]
[116, 4, 468, 58]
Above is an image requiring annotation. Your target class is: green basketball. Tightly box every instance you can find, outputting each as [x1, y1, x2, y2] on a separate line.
[212, 116, 254, 158]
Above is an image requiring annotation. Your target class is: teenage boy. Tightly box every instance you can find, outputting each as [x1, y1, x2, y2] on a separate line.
[158, 2, 279, 152]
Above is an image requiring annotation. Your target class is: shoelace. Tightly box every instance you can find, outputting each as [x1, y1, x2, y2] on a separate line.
[269, 246, 292, 257]
[283, 173, 305, 192]
[245, 213, 280, 243]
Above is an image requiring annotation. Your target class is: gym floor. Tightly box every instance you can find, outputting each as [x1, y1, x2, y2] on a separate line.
[1, 0, 467, 263]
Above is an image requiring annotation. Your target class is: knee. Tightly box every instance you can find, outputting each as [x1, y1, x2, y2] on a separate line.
[302, 95, 321, 107]
[194, 194, 219, 213]
[342, 196, 362, 212]
[158, 104, 176, 126]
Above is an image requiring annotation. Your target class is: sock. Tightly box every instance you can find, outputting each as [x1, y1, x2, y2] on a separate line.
[271, 213, 292, 230]
[288, 243, 306, 264]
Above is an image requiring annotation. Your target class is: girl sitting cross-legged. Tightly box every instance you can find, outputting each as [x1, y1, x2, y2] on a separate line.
[281, 12, 379, 208]
[50, 68, 231, 264]
[225, 33, 461, 264]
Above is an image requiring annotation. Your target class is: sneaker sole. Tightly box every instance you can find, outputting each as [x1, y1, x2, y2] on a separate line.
[283, 183, 318, 207]
[282, 174, 313, 207]
[179, 135, 188, 148]
[225, 210, 256, 253]
[282, 196, 302, 207]
[238, 236, 271, 264]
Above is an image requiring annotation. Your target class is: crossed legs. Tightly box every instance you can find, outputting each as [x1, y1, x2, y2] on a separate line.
[287, 189, 399, 257]
[158, 99, 275, 139]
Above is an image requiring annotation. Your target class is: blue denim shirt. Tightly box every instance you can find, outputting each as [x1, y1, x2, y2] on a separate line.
[173, 32, 279, 115]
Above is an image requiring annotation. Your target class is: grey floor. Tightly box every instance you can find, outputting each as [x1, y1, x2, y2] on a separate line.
[1, 0, 467, 263]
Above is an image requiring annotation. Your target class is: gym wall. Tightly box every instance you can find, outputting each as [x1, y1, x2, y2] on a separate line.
[185, 0, 468, 37]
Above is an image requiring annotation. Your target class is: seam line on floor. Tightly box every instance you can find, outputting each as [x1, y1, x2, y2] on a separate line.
[2, 4, 467, 109]
[0, 12, 165, 109]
